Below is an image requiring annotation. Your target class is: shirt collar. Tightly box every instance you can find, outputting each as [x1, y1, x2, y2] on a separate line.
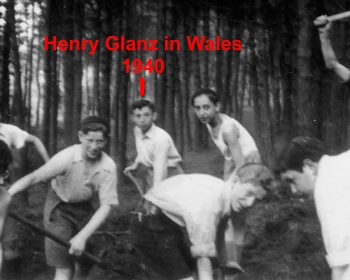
[142, 124, 157, 139]
[73, 145, 83, 162]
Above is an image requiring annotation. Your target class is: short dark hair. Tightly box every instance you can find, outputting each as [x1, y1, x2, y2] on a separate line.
[279, 136, 326, 172]
[0, 140, 12, 173]
[191, 88, 220, 106]
[235, 163, 274, 191]
[131, 99, 155, 112]
[80, 116, 109, 137]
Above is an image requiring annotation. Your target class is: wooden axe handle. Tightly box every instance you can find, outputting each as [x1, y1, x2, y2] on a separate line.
[8, 212, 132, 276]
[328, 11, 350, 22]
[124, 171, 144, 197]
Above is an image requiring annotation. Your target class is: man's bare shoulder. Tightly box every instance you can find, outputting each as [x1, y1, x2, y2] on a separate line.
[221, 120, 239, 139]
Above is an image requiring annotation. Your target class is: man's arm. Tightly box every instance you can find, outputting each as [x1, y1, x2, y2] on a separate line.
[69, 204, 112, 255]
[223, 160, 235, 181]
[197, 257, 213, 280]
[314, 15, 350, 82]
[25, 134, 50, 162]
[222, 124, 245, 177]
[8, 150, 67, 196]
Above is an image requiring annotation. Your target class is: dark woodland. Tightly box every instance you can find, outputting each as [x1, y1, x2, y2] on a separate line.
[0, 0, 349, 279]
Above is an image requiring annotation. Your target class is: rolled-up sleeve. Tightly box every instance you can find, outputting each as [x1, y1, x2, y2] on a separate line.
[186, 212, 218, 258]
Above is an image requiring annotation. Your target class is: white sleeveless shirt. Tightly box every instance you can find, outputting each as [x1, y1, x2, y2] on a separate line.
[206, 114, 258, 161]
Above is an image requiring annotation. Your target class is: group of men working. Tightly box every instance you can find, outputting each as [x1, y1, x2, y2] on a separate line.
[0, 14, 349, 280]
[0, 93, 270, 280]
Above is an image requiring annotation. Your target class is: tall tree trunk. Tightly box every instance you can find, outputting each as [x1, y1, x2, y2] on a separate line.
[296, 0, 313, 135]
[73, 0, 84, 133]
[223, 22, 236, 115]
[62, 0, 75, 145]
[164, 0, 176, 138]
[8, 0, 24, 127]
[280, 2, 296, 138]
[215, 11, 224, 111]
[202, 7, 210, 88]
[117, 0, 131, 185]
[100, 0, 112, 121]
[269, 29, 282, 134]
[93, 0, 101, 115]
[189, 7, 203, 150]
[26, 1, 35, 129]
[179, 3, 192, 151]
[237, 28, 249, 121]
[254, 1, 274, 165]
[35, 34, 42, 127]
[155, 0, 166, 127]
[110, 5, 123, 158]
[0, 3, 11, 122]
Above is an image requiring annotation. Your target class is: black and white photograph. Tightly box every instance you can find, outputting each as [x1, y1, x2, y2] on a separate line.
[0, 0, 350, 279]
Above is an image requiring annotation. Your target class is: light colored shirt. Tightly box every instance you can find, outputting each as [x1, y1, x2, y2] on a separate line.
[145, 174, 231, 258]
[134, 124, 182, 185]
[314, 150, 350, 269]
[32, 145, 118, 206]
[0, 124, 28, 149]
[206, 114, 258, 161]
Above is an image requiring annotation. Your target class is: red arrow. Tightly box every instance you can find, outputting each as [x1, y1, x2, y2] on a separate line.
[140, 76, 145, 97]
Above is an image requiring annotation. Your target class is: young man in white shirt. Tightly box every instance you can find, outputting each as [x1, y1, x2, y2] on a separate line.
[191, 88, 260, 181]
[314, 15, 350, 83]
[279, 136, 350, 280]
[131, 163, 273, 280]
[191, 88, 261, 271]
[8, 116, 118, 280]
[124, 99, 183, 192]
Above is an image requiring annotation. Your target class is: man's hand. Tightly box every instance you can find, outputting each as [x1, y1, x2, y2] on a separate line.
[124, 162, 138, 174]
[69, 234, 87, 257]
[314, 15, 332, 36]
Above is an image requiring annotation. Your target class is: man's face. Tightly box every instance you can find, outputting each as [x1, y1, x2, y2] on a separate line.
[192, 95, 220, 124]
[78, 131, 107, 161]
[132, 106, 155, 133]
[230, 180, 267, 212]
[281, 164, 316, 196]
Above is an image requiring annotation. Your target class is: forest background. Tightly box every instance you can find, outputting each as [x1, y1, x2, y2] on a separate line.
[0, 0, 350, 279]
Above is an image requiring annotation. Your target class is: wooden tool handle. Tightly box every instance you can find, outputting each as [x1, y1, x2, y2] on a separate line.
[328, 11, 350, 22]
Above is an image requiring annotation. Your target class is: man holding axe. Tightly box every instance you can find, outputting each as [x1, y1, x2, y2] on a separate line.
[314, 12, 350, 82]
[8, 116, 119, 280]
